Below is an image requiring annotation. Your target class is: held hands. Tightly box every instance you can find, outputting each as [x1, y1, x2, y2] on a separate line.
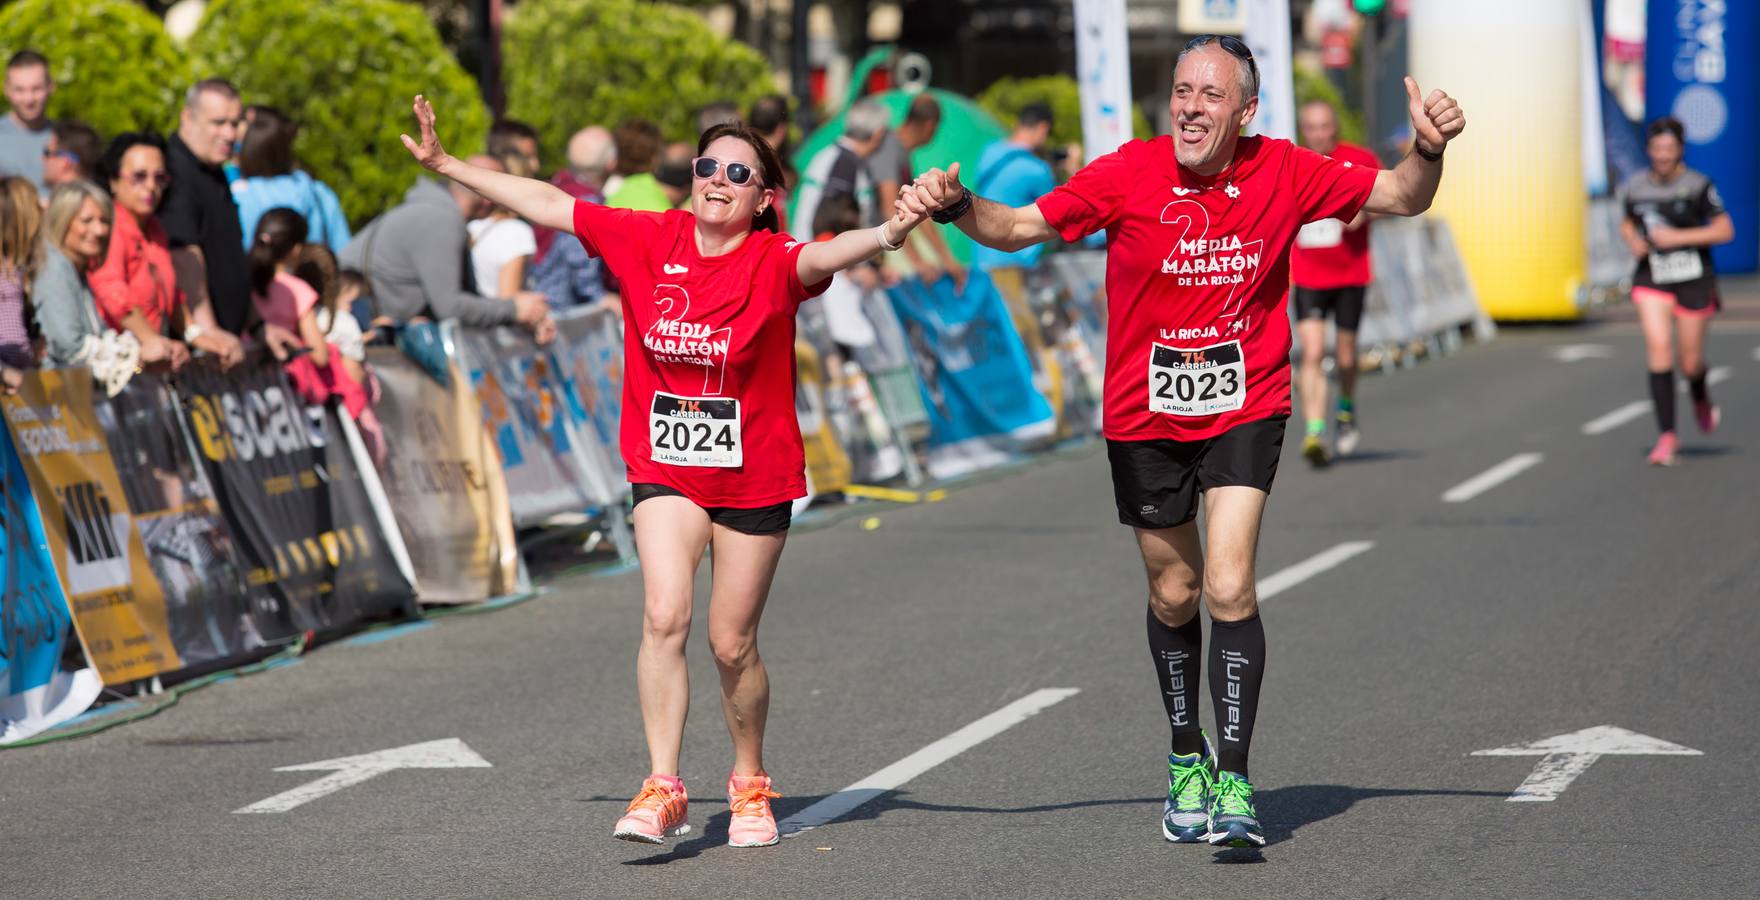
[399, 95, 452, 172]
[1, 364, 21, 395]
[192, 328, 244, 370]
[898, 161, 966, 220]
[1405, 77, 1465, 156]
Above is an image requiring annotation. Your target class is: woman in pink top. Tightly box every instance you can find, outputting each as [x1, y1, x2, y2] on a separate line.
[250, 208, 384, 462]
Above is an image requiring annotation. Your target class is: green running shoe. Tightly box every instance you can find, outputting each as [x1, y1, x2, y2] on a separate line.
[1160, 734, 1217, 843]
[1206, 771, 1266, 847]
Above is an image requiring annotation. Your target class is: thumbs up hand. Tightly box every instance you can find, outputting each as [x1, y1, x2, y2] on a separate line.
[1405, 76, 1465, 156]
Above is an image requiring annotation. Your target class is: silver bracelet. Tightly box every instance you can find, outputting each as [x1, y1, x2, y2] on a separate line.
[875, 223, 904, 252]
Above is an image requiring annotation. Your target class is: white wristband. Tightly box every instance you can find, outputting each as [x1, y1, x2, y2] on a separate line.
[875, 223, 904, 252]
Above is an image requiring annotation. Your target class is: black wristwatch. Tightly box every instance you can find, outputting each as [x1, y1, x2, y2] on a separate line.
[931, 188, 975, 224]
[1414, 143, 1444, 162]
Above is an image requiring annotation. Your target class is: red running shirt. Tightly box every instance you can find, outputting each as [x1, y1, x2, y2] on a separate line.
[1289, 141, 1381, 289]
[572, 203, 829, 507]
[1037, 135, 1376, 442]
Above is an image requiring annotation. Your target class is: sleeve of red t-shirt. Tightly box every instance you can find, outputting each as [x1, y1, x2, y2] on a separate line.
[772, 234, 832, 310]
[571, 200, 656, 267]
[1035, 142, 1138, 242]
[1289, 143, 1378, 224]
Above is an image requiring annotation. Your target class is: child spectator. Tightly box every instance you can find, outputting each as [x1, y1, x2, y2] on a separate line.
[250, 209, 384, 463]
[293, 243, 371, 396]
[0, 175, 41, 367]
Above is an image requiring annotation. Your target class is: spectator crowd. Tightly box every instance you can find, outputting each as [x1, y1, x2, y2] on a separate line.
[0, 46, 1066, 468]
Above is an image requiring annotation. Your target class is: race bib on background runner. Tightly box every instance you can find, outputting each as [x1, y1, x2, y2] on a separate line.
[1148, 340, 1246, 417]
[1295, 218, 1345, 249]
[1648, 250, 1703, 285]
[650, 392, 742, 467]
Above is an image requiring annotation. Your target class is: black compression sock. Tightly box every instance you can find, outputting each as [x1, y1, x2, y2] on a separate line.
[1649, 371, 1676, 433]
[1687, 369, 1710, 405]
[1210, 613, 1266, 780]
[1147, 605, 1205, 757]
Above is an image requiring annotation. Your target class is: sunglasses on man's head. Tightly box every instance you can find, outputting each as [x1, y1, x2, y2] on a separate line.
[692, 156, 761, 187]
[1187, 34, 1260, 79]
[41, 148, 78, 164]
[126, 170, 170, 187]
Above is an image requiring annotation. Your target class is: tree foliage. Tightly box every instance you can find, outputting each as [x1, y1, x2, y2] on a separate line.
[188, 0, 489, 226]
[1293, 63, 1367, 147]
[0, 0, 189, 139]
[502, 0, 775, 163]
[976, 74, 1153, 151]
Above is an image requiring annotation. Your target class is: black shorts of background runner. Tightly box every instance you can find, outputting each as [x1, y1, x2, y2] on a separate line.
[632, 483, 793, 535]
[1293, 285, 1366, 332]
[1108, 416, 1288, 530]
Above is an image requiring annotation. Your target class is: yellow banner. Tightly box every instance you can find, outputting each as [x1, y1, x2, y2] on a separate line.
[794, 341, 853, 495]
[2, 369, 181, 683]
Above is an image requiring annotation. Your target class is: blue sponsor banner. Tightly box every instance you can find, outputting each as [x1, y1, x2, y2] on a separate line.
[1648, 0, 1759, 272]
[886, 271, 1055, 478]
[1, 421, 95, 741]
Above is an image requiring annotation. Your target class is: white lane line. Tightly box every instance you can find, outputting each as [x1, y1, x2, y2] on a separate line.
[1582, 401, 1649, 435]
[778, 688, 1080, 836]
[1584, 366, 1732, 435]
[1678, 365, 1733, 392]
[1752, 346, 1760, 362]
[1442, 452, 1544, 503]
[1257, 541, 1375, 601]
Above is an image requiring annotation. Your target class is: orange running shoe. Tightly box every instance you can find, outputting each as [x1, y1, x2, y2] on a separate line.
[726, 773, 782, 848]
[613, 776, 690, 844]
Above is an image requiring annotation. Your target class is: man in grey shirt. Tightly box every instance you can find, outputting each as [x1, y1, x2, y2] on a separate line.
[341, 154, 552, 339]
[0, 50, 53, 195]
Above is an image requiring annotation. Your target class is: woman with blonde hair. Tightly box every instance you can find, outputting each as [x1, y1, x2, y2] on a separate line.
[33, 180, 139, 392]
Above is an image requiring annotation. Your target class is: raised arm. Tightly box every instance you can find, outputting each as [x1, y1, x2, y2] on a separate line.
[796, 199, 931, 287]
[1364, 77, 1466, 217]
[899, 162, 1057, 251]
[401, 95, 576, 234]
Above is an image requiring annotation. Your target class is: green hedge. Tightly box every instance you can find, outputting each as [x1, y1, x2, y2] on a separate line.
[503, 0, 774, 162]
[0, 0, 188, 139]
[975, 74, 1153, 151]
[188, 0, 489, 226]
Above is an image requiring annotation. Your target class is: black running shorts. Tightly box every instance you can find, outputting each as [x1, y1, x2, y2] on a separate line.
[1293, 285, 1367, 332]
[631, 483, 793, 535]
[1107, 416, 1288, 530]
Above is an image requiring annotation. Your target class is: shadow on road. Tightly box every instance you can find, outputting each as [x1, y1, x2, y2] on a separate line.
[592, 783, 1507, 865]
[1328, 449, 1422, 466]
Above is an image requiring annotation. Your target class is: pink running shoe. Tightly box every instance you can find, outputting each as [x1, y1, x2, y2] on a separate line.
[613, 776, 690, 844]
[1646, 432, 1680, 467]
[1694, 399, 1720, 435]
[726, 773, 782, 848]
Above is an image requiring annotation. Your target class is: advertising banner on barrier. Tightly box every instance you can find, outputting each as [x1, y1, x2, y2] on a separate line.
[1, 369, 181, 684]
[100, 375, 266, 668]
[886, 272, 1056, 479]
[552, 309, 637, 503]
[452, 328, 599, 525]
[794, 340, 853, 499]
[177, 355, 414, 636]
[368, 349, 519, 603]
[0, 426, 101, 741]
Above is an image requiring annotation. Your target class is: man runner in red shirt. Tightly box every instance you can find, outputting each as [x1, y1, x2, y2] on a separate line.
[901, 35, 1464, 847]
[1290, 99, 1381, 466]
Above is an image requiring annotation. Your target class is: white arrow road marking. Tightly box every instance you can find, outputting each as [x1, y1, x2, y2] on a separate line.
[1257, 541, 1375, 601]
[1473, 725, 1701, 802]
[234, 738, 491, 814]
[1441, 452, 1544, 503]
[1546, 343, 1615, 362]
[779, 688, 1079, 836]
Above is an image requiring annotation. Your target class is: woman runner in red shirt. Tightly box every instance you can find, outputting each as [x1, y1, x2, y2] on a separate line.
[401, 95, 932, 849]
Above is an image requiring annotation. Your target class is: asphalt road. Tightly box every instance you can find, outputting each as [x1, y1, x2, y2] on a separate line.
[3, 320, 1757, 899]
